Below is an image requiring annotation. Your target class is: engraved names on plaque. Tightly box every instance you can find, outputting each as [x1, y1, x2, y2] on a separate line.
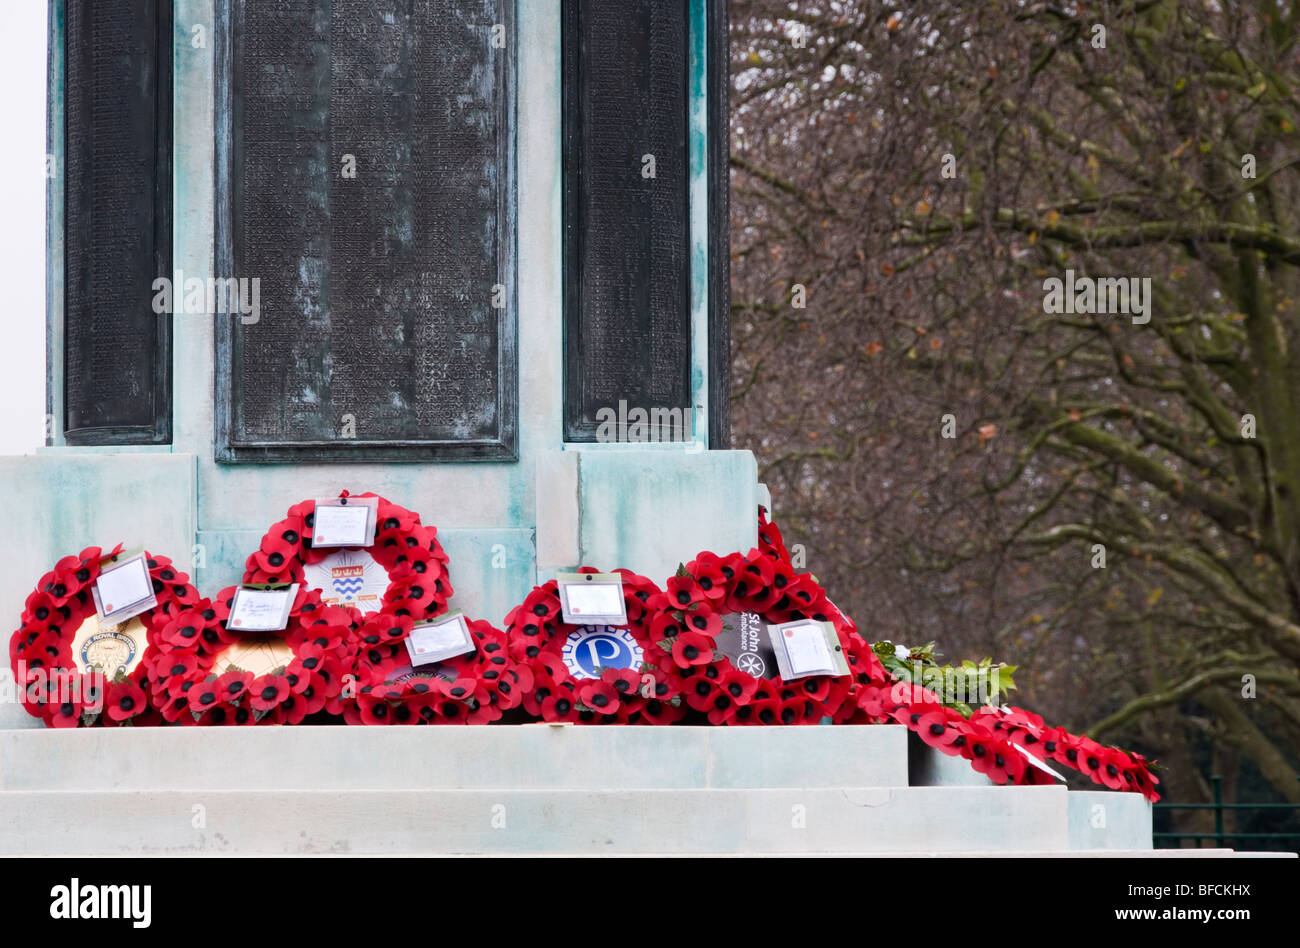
[562, 0, 693, 443]
[63, 0, 171, 444]
[216, 0, 516, 462]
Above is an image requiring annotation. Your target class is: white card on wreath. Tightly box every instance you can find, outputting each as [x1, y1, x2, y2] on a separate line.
[312, 496, 377, 548]
[404, 611, 476, 666]
[91, 552, 158, 624]
[227, 584, 298, 633]
[768, 619, 848, 680]
[557, 572, 627, 626]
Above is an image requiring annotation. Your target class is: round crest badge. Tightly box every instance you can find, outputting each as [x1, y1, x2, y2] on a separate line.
[71, 615, 145, 678]
[560, 625, 643, 680]
[304, 549, 387, 614]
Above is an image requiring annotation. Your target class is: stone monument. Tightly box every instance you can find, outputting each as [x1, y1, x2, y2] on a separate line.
[0, 2, 1187, 859]
[3, 0, 752, 733]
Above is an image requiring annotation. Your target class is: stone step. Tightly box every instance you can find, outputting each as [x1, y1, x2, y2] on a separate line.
[909, 732, 1155, 851]
[0, 724, 910, 792]
[1067, 790, 1153, 851]
[9, 850, 1285, 858]
[0, 786, 1069, 855]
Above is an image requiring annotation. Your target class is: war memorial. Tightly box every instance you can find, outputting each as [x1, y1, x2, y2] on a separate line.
[0, 1, 1289, 871]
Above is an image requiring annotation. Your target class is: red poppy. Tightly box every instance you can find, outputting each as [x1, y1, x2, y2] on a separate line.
[727, 555, 774, 607]
[165, 582, 202, 609]
[756, 507, 791, 562]
[704, 684, 742, 725]
[1054, 733, 1095, 773]
[215, 669, 254, 705]
[747, 560, 796, 612]
[649, 611, 686, 645]
[375, 503, 419, 536]
[17, 631, 62, 668]
[48, 554, 85, 604]
[670, 630, 715, 669]
[779, 695, 819, 725]
[683, 670, 722, 712]
[495, 663, 534, 710]
[620, 571, 658, 621]
[915, 710, 964, 752]
[273, 692, 311, 726]
[297, 676, 330, 716]
[523, 591, 562, 624]
[186, 679, 223, 718]
[357, 694, 394, 726]
[968, 738, 1026, 785]
[742, 697, 779, 726]
[105, 678, 147, 723]
[887, 701, 922, 731]
[289, 644, 330, 692]
[664, 575, 706, 610]
[578, 679, 621, 716]
[249, 536, 297, 579]
[600, 667, 642, 701]
[1072, 737, 1110, 783]
[628, 687, 674, 723]
[22, 589, 59, 628]
[1095, 749, 1133, 791]
[155, 652, 201, 697]
[160, 614, 207, 649]
[685, 557, 729, 602]
[540, 688, 582, 723]
[794, 673, 832, 704]
[48, 694, 84, 729]
[851, 684, 889, 721]
[717, 668, 760, 706]
[523, 672, 559, 717]
[250, 674, 290, 712]
[679, 608, 722, 639]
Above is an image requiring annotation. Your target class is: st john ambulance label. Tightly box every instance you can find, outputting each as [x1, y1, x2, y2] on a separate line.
[717, 612, 778, 679]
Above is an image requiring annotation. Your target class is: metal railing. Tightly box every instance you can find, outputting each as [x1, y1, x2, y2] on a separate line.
[1154, 775, 1300, 851]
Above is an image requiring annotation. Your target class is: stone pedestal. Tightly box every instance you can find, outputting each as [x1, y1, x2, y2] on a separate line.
[0, 725, 1139, 855]
[12, 0, 751, 702]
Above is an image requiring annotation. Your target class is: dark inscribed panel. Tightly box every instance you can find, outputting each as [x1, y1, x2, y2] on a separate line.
[563, 0, 692, 442]
[707, 0, 731, 449]
[63, 0, 171, 443]
[216, 0, 516, 462]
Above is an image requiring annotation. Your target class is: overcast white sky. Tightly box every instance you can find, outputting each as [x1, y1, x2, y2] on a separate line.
[0, 2, 48, 455]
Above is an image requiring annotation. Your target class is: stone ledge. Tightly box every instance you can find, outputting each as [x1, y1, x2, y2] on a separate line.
[0, 724, 909, 792]
[0, 785, 1068, 855]
[1068, 789, 1153, 851]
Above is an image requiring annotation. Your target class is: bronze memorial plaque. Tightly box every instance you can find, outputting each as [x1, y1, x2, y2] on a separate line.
[216, 0, 516, 461]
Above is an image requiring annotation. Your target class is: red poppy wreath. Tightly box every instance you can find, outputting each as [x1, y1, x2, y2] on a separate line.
[643, 543, 883, 726]
[244, 491, 452, 622]
[345, 612, 533, 725]
[145, 585, 356, 726]
[839, 681, 1158, 797]
[8, 546, 202, 727]
[505, 569, 686, 724]
[968, 704, 1161, 799]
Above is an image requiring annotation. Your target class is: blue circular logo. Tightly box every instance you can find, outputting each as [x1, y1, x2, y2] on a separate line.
[560, 625, 643, 680]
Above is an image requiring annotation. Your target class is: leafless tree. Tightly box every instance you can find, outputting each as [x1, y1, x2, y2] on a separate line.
[730, 0, 1300, 821]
